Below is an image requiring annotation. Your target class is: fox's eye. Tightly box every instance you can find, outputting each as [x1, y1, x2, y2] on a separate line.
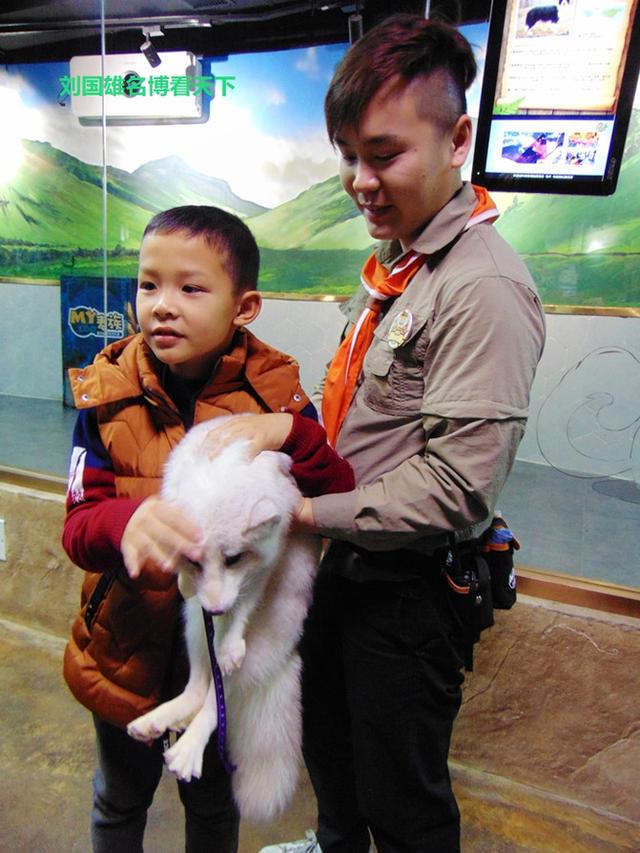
[224, 552, 244, 567]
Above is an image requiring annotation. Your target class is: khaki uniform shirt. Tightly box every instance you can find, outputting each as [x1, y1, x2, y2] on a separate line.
[312, 182, 546, 557]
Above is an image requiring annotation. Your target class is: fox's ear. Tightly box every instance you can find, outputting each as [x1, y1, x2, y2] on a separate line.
[247, 496, 281, 534]
[259, 450, 293, 475]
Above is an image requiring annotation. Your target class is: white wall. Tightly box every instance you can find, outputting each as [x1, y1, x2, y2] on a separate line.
[2, 280, 640, 484]
[0, 282, 62, 400]
[519, 313, 640, 481]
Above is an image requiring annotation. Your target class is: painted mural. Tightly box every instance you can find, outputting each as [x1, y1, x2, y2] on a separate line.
[0, 27, 638, 306]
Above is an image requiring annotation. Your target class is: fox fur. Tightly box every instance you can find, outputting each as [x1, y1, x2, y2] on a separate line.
[127, 417, 319, 822]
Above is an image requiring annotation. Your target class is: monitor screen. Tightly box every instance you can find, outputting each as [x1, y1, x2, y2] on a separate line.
[472, 0, 640, 195]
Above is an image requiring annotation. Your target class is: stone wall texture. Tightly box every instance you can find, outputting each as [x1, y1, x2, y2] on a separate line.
[453, 603, 639, 849]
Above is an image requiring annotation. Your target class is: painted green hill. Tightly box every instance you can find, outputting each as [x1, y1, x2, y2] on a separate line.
[0, 141, 149, 249]
[304, 215, 374, 250]
[493, 110, 640, 305]
[1, 115, 638, 303]
[496, 109, 640, 255]
[248, 174, 365, 249]
[108, 156, 267, 219]
[0, 141, 266, 251]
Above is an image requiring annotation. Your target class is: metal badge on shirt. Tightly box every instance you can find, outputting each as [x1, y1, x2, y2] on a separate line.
[387, 309, 414, 350]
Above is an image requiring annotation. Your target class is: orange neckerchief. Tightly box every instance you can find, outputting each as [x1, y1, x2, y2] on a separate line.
[322, 185, 499, 446]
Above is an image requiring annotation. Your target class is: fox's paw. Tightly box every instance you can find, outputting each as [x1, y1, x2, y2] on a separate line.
[164, 735, 204, 782]
[127, 710, 165, 743]
[218, 637, 246, 675]
[128, 700, 195, 743]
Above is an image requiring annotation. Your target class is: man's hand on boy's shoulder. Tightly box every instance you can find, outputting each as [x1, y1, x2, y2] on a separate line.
[203, 412, 355, 498]
[121, 496, 204, 587]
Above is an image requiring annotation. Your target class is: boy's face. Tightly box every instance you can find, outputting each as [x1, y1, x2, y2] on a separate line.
[136, 231, 259, 382]
[335, 75, 471, 248]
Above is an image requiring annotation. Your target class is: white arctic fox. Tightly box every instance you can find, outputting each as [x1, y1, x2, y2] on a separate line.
[127, 417, 320, 823]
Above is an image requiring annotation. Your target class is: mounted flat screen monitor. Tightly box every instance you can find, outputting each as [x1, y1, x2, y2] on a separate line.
[472, 0, 640, 195]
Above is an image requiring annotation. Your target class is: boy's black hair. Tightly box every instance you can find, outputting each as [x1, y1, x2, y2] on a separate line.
[143, 205, 259, 292]
[325, 14, 477, 142]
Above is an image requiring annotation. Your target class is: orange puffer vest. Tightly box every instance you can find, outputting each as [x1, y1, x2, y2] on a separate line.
[63, 330, 309, 729]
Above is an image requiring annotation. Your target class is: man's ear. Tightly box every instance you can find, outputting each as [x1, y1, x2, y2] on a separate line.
[233, 290, 262, 328]
[450, 114, 473, 169]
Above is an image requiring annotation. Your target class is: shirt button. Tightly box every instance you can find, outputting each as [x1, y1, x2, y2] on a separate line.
[293, 394, 301, 402]
[81, 394, 90, 402]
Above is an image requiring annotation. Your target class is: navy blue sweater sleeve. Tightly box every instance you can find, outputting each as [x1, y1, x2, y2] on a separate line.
[62, 409, 143, 574]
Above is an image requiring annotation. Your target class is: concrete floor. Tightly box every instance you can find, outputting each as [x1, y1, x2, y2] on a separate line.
[0, 617, 526, 853]
[0, 618, 317, 853]
[4, 608, 640, 853]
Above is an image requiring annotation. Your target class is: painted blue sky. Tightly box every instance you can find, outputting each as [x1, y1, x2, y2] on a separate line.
[5, 60, 67, 106]
[208, 43, 348, 137]
[2, 45, 347, 205]
[5, 44, 348, 127]
[9, 43, 349, 135]
[3, 26, 492, 207]
[12, 27, 484, 126]
[460, 21, 489, 117]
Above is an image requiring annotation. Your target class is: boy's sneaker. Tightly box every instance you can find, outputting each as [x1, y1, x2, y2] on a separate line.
[258, 829, 320, 853]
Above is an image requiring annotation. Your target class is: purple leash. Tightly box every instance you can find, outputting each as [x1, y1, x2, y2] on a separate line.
[202, 608, 237, 774]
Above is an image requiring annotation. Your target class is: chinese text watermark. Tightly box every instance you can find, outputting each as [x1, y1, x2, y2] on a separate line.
[58, 74, 236, 99]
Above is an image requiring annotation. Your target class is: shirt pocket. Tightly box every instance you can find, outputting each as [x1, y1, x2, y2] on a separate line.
[363, 312, 431, 416]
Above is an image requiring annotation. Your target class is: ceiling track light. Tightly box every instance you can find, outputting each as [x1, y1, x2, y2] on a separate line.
[140, 26, 163, 67]
[348, 12, 362, 44]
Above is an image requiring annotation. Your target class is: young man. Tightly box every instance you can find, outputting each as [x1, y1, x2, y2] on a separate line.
[61, 205, 353, 853]
[255, 13, 546, 853]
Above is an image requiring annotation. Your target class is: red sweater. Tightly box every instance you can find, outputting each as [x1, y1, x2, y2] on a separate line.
[63, 410, 354, 577]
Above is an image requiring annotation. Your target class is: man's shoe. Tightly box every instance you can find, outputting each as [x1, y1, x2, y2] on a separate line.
[258, 829, 320, 853]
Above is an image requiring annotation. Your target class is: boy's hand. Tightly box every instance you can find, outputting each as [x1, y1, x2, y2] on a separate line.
[203, 413, 293, 459]
[121, 496, 203, 581]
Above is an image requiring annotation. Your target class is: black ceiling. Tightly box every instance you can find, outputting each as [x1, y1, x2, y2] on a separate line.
[0, 0, 491, 62]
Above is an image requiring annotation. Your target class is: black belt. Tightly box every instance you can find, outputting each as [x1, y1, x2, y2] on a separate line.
[322, 540, 449, 584]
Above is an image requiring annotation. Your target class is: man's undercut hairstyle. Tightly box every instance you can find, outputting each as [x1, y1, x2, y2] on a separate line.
[325, 14, 477, 142]
[143, 205, 259, 293]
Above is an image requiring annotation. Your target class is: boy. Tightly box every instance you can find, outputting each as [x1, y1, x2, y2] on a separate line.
[226, 14, 546, 853]
[61, 205, 354, 853]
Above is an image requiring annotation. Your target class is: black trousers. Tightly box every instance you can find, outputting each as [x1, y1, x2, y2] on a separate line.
[300, 546, 466, 853]
[91, 715, 239, 853]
